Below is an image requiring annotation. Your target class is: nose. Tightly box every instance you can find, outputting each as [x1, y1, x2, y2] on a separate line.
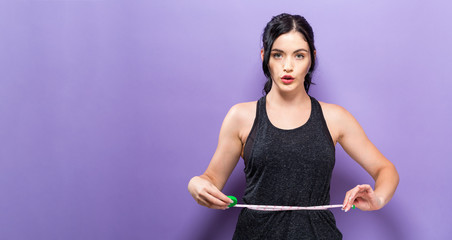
[283, 59, 293, 72]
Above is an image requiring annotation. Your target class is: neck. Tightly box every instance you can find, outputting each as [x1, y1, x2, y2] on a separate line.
[266, 88, 310, 107]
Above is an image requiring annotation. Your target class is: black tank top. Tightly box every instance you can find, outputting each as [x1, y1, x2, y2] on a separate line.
[233, 95, 342, 239]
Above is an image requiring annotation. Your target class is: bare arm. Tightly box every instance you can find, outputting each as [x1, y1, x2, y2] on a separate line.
[188, 103, 251, 209]
[324, 104, 399, 212]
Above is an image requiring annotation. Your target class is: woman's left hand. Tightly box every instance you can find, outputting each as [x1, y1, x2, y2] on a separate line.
[342, 184, 383, 212]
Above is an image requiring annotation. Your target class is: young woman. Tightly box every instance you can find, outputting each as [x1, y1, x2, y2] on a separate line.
[188, 13, 399, 239]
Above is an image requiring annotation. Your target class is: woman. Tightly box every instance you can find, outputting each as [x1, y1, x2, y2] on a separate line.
[188, 13, 399, 239]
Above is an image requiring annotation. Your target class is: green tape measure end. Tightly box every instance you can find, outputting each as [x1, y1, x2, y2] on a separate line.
[227, 196, 237, 207]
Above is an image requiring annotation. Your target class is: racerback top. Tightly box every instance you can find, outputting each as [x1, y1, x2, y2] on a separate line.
[233, 95, 342, 239]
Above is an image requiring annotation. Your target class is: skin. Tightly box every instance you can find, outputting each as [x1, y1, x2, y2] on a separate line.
[188, 30, 399, 212]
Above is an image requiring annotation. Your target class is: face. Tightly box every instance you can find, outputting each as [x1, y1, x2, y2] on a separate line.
[261, 30, 314, 94]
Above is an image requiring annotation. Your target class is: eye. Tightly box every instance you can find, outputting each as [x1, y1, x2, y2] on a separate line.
[296, 54, 305, 59]
[272, 53, 282, 59]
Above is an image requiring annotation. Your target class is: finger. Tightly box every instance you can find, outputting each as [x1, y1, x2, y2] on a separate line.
[348, 185, 366, 209]
[203, 192, 230, 209]
[207, 187, 233, 204]
[344, 185, 358, 208]
[198, 197, 226, 210]
[353, 185, 374, 202]
[197, 194, 222, 209]
[342, 191, 351, 210]
[354, 191, 368, 200]
[359, 184, 374, 194]
[345, 185, 362, 211]
[342, 186, 357, 209]
[196, 196, 210, 208]
[347, 184, 375, 211]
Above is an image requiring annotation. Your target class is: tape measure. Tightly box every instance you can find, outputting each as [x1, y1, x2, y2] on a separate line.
[227, 196, 355, 211]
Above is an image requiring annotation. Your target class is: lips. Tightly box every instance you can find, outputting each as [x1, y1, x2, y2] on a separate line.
[281, 75, 294, 84]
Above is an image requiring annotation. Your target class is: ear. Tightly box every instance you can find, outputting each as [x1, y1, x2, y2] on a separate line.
[313, 50, 316, 60]
[261, 48, 264, 61]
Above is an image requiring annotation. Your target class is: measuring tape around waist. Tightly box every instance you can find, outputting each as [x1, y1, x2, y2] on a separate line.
[227, 196, 355, 211]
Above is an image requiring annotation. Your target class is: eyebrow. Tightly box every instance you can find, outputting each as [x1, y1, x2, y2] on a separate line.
[271, 48, 309, 53]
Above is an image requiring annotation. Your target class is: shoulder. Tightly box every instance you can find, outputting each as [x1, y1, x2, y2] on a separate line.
[318, 100, 363, 139]
[318, 100, 351, 121]
[226, 101, 257, 124]
[229, 101, 257, 114]
[220, 100, 258, 142]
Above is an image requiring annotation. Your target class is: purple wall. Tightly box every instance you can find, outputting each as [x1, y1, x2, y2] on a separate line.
[1, 0, 451, 239]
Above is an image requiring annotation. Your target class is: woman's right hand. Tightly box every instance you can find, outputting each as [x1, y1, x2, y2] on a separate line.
[188, 176, 233, 210]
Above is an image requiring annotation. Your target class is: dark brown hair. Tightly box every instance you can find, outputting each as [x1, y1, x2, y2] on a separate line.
[262, 13, 316, 94]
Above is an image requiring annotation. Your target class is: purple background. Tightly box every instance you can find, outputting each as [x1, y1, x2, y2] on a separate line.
[1, 0, 451, 239]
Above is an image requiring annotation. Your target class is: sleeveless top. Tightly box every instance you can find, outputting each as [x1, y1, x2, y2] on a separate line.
[232, 95, 342, 240]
